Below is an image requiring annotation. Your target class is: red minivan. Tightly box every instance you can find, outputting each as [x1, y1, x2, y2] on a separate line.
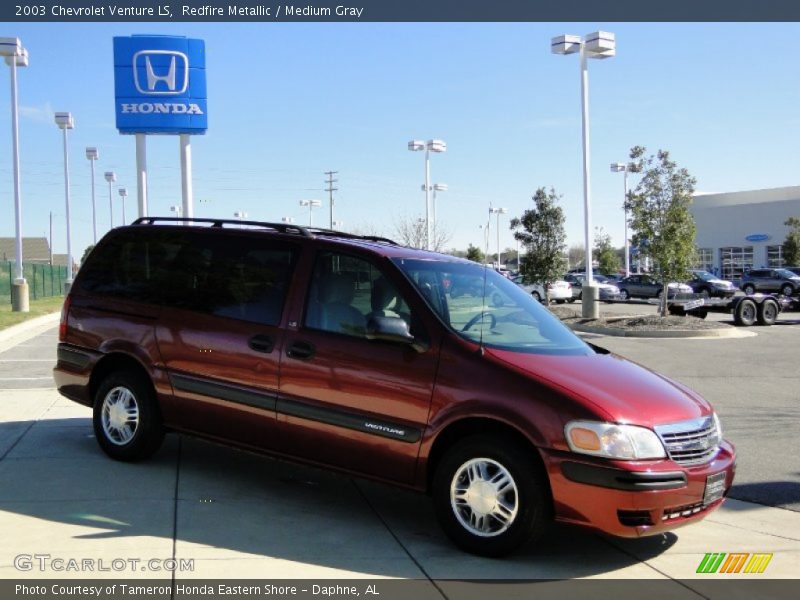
[54, 218, 735, 556]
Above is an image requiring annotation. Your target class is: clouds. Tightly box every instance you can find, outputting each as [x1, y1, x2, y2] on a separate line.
[18, 101, 53, 123]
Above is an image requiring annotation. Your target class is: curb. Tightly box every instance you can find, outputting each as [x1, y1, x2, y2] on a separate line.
[568, 322, 757, 339]
[0, 312, 61, 352]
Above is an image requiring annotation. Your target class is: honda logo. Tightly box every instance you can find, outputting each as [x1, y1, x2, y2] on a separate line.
[132, 50, 189, 95]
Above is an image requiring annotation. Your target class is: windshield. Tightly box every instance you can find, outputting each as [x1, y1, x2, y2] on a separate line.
[393, 258, 593, 356]
[775, 268, 798, 278]
[693, 270, 716, 281]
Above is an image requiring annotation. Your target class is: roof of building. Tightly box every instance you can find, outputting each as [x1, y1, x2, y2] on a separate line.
[694, 185, 800, 209]
[0, 237, 51, 263]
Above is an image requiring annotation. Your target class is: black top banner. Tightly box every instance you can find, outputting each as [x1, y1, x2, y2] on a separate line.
[3, 0, 800, 22]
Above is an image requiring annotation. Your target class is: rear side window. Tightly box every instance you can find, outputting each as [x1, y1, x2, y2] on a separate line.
[79, 229, 296, 326]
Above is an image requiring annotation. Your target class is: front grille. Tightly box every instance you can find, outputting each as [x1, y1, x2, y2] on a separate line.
[654, 416, 721, 466]
[661, 501, 707, 521]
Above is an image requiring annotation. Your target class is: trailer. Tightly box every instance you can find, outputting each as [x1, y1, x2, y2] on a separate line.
[667, 293, 797, 326]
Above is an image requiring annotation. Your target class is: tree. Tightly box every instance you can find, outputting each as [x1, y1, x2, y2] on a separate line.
[594, 228, 620, 276]
[510, 187, 567, 304]
[466, 244, 485, 263]
[783, 217, 800, 265]
[393, 215, 451, 252]
[625, 146, 697, 316]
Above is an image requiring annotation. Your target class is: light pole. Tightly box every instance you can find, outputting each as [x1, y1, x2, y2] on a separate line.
[86, 147, 99, 244]
[489, 207, 508, 268]
[408, 139, 446, 250]
[299, 199, 321, 226]
[426, 182, 448, 234]
[282, 216, 295, 224]
[170, 205, 182, 218]
[552, 30, 615, 318]
[1, 37, 29, 311]
[104, 172, 116, 229]
[54, 112, 75, 289]
[118, 187, 128, 225]
[332, 220, 344, 230]
[234, 211, 248, 221]
[611, 162, 630, 276]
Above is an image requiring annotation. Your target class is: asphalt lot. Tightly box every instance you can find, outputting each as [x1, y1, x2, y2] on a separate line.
[0, 311, 798, 586]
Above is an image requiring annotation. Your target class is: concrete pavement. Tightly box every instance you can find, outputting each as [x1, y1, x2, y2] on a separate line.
[0, 324, 798, 592]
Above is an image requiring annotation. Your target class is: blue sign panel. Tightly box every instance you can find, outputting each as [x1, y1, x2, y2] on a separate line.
[113, 35, 207, 134]
[745, 234, 770, 242]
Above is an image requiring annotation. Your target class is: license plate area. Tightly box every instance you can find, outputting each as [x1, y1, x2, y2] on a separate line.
[704, 471, 727, 506]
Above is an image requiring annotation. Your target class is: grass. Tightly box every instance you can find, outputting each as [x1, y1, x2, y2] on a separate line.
[0, 296, 64, 331]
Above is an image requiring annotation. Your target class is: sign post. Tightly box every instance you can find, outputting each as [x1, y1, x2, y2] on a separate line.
[113, 35, 207, 220]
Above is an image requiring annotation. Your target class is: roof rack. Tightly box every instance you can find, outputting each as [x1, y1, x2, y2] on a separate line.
[130, 216, 399, 245]
[131, 216, 312, 237]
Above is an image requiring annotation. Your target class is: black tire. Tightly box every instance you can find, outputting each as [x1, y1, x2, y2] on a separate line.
[567, 297, 577, 304]
[532, 291, 542, 303]
[555, 299, 566, 304]
[432, 435, 551, 557]
[781, 284, 794, 297]
[93, 370, 164, 461]
[694, 310, 708, 320]
[743, 284, 755, 296]
[733, 298, 757, 327]
[757, 299, 779, 326]
[619, 289, 629, 301]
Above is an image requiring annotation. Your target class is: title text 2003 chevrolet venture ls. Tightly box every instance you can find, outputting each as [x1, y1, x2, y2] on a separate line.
[54, 217, 735, 556]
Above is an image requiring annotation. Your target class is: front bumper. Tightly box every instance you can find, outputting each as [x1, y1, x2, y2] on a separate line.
[543, 440, 736, 537]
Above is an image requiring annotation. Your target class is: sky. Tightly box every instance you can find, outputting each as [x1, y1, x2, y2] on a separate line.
[1, 22, 799, 261]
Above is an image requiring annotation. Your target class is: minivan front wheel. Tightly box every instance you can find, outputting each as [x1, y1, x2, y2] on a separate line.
[93, 371, 164, 461]
[432, 436, 550, 557]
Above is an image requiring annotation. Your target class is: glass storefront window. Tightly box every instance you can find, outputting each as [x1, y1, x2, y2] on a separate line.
[720, 246, 753, 281]
[695, 248, 713, 271]
[767, 245, 784, 268]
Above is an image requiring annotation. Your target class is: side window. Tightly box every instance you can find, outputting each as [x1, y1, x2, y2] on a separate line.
[304, 252, 414, 338]
[78, 230, 183, 303]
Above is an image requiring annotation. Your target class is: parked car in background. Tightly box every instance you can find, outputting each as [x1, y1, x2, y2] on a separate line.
[740, 268, 800, 296]
[511, 275, 572, 303]
[686, 270, 738, 298]
[563, 273, 620, 302]
[617, 275, 693, 300]
[785, 266, 800, 277]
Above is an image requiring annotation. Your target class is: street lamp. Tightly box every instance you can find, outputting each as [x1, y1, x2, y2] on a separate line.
[408, 139, 446, 250]
[104, 172, 116, 228]
[281, 216, 295, 224]
[423, 182, 448, 233]
[54, 111, 75, 288]
[552, 30, 615, 318]
[170, 205, 182, 218]
[118, 187, 128, 224]
[611, 162, 630, 277]
[299, 199, 321, 226]
[1, 37, 29, 311]
[85, 147, 99, 244]
[234, 211, 248, 221]
[489, 206, 508, 268]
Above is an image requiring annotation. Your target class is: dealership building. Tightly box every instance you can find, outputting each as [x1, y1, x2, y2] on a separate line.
[691, 185, 800, 280]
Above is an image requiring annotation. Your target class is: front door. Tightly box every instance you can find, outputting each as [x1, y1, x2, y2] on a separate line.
[277, 251, 439, 484]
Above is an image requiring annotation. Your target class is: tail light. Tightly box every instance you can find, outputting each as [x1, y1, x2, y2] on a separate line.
[59, 295, 72, 341]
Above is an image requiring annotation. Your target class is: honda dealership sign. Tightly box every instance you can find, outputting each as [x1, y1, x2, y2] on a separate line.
[113, 35, 207, 134]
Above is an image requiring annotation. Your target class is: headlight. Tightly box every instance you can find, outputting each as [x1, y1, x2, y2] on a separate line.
[565, 420, 666, 460]
[713, 412, 723, 440]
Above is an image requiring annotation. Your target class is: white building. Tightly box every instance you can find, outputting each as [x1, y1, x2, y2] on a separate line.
[691, 186, 800, 280]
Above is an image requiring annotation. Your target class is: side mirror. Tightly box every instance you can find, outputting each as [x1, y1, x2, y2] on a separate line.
[366, 316, 428, 353]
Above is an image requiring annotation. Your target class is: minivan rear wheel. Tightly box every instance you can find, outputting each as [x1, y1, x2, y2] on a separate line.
[432, 435, 550, 557]
[93, 371, 164, 461]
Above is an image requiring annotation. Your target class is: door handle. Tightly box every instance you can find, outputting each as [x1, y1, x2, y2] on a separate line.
[248, 334, 274, 354]
[287, 340, 315, 360]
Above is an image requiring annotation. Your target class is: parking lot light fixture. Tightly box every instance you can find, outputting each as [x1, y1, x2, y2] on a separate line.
[104, 172, 116, 228]
[409, 139, 447, 250]
[54, 111, 75, 286]
[234, 210, 248, 221]
[170, 205, 182, 218]
[118, 187, 128, 225]
[552, 30, 615, 318]
[86, 147, 99, 244]
[282, 216, 295, 224]
[299, 199, 321, 226]
[1, 37, 29, 310]
[489, 207, 508, 268]
[611, 162, 630, 277]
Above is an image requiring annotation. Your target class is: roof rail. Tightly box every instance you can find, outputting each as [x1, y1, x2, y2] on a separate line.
[131, 216, 312, 237]
[307, 227, 399, 246]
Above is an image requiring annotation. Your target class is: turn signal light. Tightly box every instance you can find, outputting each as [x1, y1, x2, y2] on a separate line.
[569, 427, 601, 451]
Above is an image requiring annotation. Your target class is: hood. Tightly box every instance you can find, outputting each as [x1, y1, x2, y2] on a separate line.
[485, 348, 711, 428]
[708, 279, 732, 287]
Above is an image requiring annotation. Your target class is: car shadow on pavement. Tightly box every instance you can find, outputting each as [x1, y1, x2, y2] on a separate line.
[729, 480, 800, 508]
[0, 418, 677, 578]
